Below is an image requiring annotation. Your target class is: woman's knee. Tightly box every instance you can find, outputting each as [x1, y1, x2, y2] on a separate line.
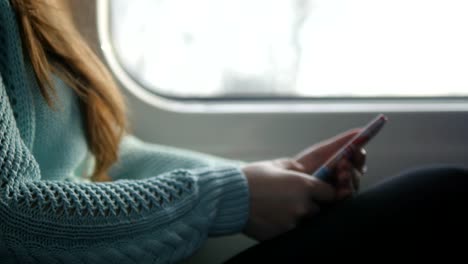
[396, 164, 468, 184]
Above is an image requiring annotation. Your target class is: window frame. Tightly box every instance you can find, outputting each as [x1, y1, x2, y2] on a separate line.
[97, 0, 468, 114]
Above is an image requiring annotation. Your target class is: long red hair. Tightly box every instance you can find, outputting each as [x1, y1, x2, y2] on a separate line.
[10, 0, 127, 181]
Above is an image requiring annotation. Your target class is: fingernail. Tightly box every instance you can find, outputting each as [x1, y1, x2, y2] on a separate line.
[360, 165, 368, 174]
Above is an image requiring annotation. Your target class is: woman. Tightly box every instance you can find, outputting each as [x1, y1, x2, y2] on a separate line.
[0, 0, 466, 263]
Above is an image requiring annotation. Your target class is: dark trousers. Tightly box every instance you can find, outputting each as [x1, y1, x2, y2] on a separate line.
[225, 165, 468, 262]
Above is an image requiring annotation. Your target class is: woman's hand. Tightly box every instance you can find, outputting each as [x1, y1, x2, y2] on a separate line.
[242, 129, 366, 241]
[294, 129, 367, 198]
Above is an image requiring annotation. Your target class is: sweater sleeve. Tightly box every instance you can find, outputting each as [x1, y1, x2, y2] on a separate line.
[109, 135, 247, 181]
[0, 77, 250, 263]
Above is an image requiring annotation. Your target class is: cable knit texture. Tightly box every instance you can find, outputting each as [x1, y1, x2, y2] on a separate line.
[0, 1, 250, 263]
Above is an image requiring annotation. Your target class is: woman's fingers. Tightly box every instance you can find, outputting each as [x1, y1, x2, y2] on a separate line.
[274, 158, 307, 172]
[337, 169, 351, 186]
[352, 167, 362, 192]
[350, 148, 365, 191]
[352, 148, 367, 173]
[334, 158, 364, 199]
[295, 128, 362, 172]
[301, 174, 336, 203]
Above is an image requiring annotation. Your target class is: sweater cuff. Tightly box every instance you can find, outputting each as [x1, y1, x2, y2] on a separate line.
[197, 166, 250, 236]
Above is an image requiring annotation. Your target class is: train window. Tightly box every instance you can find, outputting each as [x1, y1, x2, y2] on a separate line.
[106, 0, 468, 99]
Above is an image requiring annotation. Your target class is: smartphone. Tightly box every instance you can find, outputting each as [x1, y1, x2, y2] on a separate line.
[312, 114, 388, 184]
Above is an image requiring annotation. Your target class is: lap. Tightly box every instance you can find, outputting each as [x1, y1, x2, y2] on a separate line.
[225, 165, 468, 263]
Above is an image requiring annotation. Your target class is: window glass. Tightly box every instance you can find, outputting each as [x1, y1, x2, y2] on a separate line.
[110, 0, 468, 98]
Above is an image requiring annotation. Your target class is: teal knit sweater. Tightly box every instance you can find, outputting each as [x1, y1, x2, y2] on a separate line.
[0, 1, 250, 263]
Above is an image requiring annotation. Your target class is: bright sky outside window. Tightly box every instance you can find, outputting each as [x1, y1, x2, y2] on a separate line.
[110, 0, 468, 98]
